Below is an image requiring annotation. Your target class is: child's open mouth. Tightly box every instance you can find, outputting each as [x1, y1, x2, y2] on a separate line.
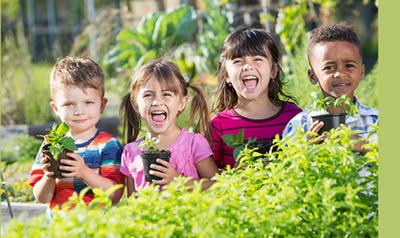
[242, 75, 258, 89]
[151, 110, 167, 127]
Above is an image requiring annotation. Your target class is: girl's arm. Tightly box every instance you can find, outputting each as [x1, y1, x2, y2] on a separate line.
[151, 157, 218, 191]
[194, 156, 219, 190]
[126, 176, 136, 197]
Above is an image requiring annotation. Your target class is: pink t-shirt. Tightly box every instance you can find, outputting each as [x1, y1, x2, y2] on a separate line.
[120, 129, 213, 191]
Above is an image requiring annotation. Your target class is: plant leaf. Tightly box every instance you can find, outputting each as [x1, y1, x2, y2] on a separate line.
[61, 137, 77, 151]
[55, 122, 69, 135]
[222, 134, 236, 146]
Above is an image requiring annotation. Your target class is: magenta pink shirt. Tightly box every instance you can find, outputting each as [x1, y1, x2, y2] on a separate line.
[211, 102, 302, 169]
[120, 129, 213, 191]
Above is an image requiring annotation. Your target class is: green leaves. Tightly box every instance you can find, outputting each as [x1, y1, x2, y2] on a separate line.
[104, 5, 197, 71]
[43, 122, 77, 160]
[139, 133, 160, 153]
[222, 129, 260, 162]
[5, 127, 378, 237]
[222, 128, 244, 147]
[311, 92, 359, 116]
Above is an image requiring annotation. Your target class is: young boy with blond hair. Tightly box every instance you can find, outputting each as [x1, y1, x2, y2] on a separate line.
[29, 56, 124, 210]
[283, 23, 378, 152]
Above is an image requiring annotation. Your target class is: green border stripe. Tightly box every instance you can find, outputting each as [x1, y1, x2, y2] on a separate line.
[380, 1, 400, 237]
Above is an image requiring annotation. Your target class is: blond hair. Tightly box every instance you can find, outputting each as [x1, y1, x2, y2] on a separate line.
[50, 56, 105, 99]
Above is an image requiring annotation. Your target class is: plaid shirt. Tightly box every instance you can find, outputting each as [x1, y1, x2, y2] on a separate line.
[283, 100, 378, 142]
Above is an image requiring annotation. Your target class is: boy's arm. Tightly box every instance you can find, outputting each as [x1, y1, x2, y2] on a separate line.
[30, 149, 56, 203]
[60, 152, 123, 204]
[283, 113, 310, 138]
[33, 175, 56, 203]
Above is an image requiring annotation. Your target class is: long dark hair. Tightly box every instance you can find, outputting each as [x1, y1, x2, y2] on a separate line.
[213, 27, 296, 113]
[120, 60, 210, 144]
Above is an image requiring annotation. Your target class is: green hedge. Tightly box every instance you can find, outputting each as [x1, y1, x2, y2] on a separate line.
[5, 127, 378, 237]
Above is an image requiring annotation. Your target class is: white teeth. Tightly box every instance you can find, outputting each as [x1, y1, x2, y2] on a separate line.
[243, 75, 257, 80]
[336, 83, 348, 87]
[151, 110, 166, 115]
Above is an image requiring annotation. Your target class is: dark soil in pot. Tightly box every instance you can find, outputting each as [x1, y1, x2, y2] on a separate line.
[42, 144, 73, 179]
[311, 113, 346, 134]
[141, 150, 171, 182]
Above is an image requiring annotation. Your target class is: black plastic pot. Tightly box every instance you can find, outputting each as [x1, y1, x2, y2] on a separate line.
[311, 113, 346, 134]
[42, 144, 72, 179]
[141, 150, 171, 182]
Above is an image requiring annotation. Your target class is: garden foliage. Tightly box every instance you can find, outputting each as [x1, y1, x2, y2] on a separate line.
[5, 127, 378, 237]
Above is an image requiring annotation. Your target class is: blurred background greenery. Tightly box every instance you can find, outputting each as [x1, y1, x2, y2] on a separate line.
[1, 0, 377, 202]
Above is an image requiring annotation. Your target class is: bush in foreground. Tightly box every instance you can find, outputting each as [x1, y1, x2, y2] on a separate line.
[5, 127, 378, 237]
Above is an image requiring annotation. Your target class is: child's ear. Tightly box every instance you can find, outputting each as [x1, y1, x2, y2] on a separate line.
[179, 96, 188, 113]
[271, 63, 278, 79]
[308, 69, 318, 85]
[361, 64, 365, 80]
[100, 97, 108, 113]
[50, 101, 60, 117]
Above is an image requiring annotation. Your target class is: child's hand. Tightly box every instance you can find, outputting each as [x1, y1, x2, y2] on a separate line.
[309, 120, 324, 133]
[308, 120, 327, 143]
[59, 153, 89, 179]
[149, 159, 179, 185]
[350, 134, 369, 155]
[39, 154, 54, 178]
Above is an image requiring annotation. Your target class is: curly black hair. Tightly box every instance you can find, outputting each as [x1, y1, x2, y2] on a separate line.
[308, 22, 361, 57]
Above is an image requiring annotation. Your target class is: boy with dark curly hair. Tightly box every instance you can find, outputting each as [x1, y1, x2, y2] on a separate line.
[283, 23, 378, 152]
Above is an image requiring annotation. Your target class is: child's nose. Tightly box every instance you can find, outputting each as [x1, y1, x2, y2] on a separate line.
[73, 108, 84, 116]
[333, 71, 342, 78]
[242, 63, 254, 71]
[151, 95, 163, 106]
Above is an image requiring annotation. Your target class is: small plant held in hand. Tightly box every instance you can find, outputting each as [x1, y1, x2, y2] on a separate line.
[311, 92, 358, 116]
[43, 122, 77, 160]
[139, 133, 171, 182]
[41, 122, 77, 178]
[310, 92, 359, 133]
[138, 133, 161, 153]
[222, 129, 258, 162]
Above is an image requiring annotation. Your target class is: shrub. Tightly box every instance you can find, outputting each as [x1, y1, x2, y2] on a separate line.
[5, 127, 377, 237]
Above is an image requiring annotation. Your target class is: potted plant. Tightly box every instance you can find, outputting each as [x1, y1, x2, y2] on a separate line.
[310, 92, 358, 134]
[41, 122, 77, 179]
[222, 129, 259, 162]
[139, 133, 171, 182]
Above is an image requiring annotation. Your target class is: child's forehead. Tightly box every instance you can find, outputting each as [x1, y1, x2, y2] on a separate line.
[53, 84, 102, 98]
[224, 45, 271, 60]
[138, 76, 180, 93]
[310, 41, 361, 61]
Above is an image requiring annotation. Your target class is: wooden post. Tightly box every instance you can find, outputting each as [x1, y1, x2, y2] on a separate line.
[86, 0, 97, 61]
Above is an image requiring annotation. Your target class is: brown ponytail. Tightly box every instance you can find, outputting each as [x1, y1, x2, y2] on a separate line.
[119, 93, 141, 144]
[187, 83, 210, 137]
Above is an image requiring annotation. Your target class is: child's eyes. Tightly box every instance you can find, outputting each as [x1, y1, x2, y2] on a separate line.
[85, 101, 94, 104]
[143, 94, 152, 98]
[345, 63, 355, 68]
[254, 57, 264, 61]
[163, 92, 173, 97]
[232, 59, 242, 64]
[62, 103, 73, 107]
[323, 66, 334, 71]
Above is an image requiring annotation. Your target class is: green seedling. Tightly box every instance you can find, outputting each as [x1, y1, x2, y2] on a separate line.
[41, 122, 77, 160]
[311, 92, 358, 117]
[222, 128, 257, 161]
[139, 133, 161, 153]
